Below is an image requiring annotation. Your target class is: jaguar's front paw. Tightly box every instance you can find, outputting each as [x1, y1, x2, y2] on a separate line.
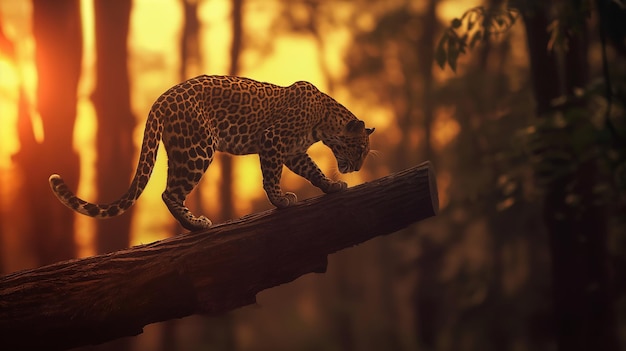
[322, 180, 348, 193]
[182, 215, 212, 231]
[272, 192, 298, 208]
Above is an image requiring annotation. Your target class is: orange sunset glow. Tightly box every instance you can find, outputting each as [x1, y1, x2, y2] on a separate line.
[0, 0, 467, 260]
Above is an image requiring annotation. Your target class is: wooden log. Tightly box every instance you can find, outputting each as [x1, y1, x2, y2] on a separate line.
[0, 161, 438, 350]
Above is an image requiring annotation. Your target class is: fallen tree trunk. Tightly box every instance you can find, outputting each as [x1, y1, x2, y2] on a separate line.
[0, 161, 438, 350]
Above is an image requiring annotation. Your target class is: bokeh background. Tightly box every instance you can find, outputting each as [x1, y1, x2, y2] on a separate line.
[1, 0, 625, 350]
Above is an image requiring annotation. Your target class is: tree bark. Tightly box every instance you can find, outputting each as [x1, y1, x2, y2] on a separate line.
[0, 162, 437, 351]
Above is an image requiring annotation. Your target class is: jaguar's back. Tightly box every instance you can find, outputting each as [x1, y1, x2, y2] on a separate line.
[50, 75, 374, 231]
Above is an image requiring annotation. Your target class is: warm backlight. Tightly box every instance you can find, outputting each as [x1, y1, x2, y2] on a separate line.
[0, 0, 464, 257]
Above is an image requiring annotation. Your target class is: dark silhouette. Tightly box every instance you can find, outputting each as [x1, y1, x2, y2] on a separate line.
[92, 0, 135, 254]
[12, 0, 82, 266]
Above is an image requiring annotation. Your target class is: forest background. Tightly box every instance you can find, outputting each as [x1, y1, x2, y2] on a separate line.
[0, 0, 625, 350]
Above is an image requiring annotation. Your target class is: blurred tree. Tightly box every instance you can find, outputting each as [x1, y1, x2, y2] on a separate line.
[0, 16, 13, 274]
[274, 0, 337, 91]
[165, 1, 235, 349]
[412, 2, 442, 349]
[88, 5, 136, 351]
[345, 3, 426, 169]
[431, 13, 552, 351]
[344, 0, 560, 350]
[180, 0, 202, 80]
[342, 3, 430, 350]
[178, 0, 205, 228]
[159, 0, 204, 347]
[211, 2, 242, 347]
[92, 0, 135, 254]
[420, 0, 436, 162]
[438, 1, 625, 349]
[217, 0, 242, 223]
[520, 2, 619, 350]
[12, 0, 82, 266]
[344, 3, 444, 350]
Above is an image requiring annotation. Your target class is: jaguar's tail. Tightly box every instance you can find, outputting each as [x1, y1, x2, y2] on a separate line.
[49, 112, 163, 219]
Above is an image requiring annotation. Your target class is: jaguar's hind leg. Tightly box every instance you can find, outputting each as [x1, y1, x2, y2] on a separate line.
[162, 137, 215, 231]
[162, 190, 211, 230]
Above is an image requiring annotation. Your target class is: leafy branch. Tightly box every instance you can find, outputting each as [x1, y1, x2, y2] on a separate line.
[435, 6, 520, 72]
[516, 82, 626, 202]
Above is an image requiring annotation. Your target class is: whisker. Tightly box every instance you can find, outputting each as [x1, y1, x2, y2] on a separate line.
[368, 149, 384, 160]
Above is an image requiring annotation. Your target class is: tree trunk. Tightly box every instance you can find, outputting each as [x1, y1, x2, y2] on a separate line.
[217, 0, 243, 223]
[180, 0, 202, 80]
[413, 2, 439, 348]
[92, 0, 135, 254]
[0, 162, 438, 351]
[179, 0, 205, 223]
[12, 0, 82, 266]
[522, 6, 560, 116]
[522, 5, 619, 351]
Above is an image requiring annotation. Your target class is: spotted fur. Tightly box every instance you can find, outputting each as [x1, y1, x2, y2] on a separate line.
[49, 75, 374, 231]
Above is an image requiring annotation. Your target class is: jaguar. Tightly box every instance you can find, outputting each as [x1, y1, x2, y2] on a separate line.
[49, 75, 374, 231]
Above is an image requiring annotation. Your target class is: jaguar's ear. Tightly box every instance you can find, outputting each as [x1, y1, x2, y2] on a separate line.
[366, 127, 375, 135]
[345, 120, 365, 133]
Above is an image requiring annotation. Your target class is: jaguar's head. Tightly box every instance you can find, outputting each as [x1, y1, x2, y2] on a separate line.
[324, 119, 375, 173]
